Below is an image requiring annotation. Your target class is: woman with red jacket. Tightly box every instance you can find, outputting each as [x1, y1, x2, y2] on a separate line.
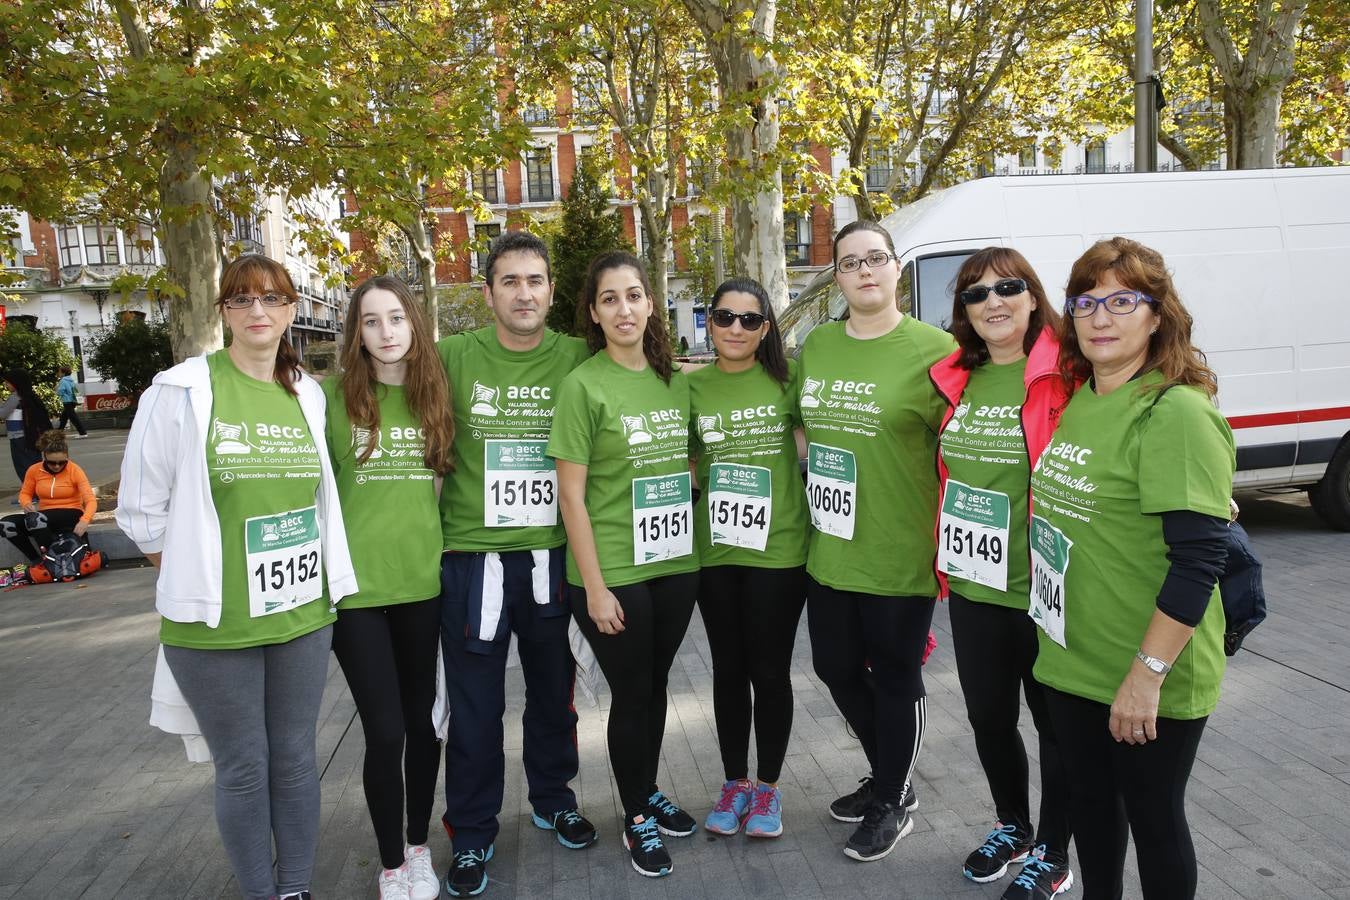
[928, 247, 1074, 900]
[2, 429, 97, 560]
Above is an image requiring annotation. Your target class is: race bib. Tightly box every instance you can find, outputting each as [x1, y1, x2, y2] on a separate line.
[632, 472, 693, 565]
[938, 479, 1011, 591]
[806, 443, 856, 540]
[484, 440, 558, 527]
[1029, 514, 1071, 648]
[707, 463, 772, 552]
[245, 506, 323, 618]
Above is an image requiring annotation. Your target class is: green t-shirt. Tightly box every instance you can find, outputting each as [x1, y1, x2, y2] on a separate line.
[797, 317, 956, 596]
[161, 351, 334, 649]
[938, 358, 1031, 608]
[1029, 373, 1235, 720]
[322, 377, 441, 610]
[547, 353, 698, 588]
[689, 359, 807, 570]
[438, 327, 591, 552]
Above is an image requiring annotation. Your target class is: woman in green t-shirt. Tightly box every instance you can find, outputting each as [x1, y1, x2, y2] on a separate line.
[1030, 237, 1235, 899]
[116, 255, 358, 900]
[798, 220, 955, 863]
[548, 252, 698, 879]
[929, 248, 1074, 898]
[690, 277, 808, 840]
[325, 275, 454, 900]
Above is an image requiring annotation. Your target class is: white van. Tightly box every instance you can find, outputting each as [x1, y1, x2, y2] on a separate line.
[779, 168, 1350, 529]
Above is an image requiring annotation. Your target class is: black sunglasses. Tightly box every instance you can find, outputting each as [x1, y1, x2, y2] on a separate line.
[958, 278, 1027, 305]
[709, 308, 767, 329]
[43, 458, 69, 469]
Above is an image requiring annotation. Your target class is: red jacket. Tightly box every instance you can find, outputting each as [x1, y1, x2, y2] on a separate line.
[927, 327, 1070, 599]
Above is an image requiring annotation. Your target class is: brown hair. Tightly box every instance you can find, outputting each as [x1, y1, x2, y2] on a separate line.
[215, 254, 302, 396]
[36, 430, 69, 455]
[577, 252, 674, 383]
[339, 276, 455, 474]
[950, 247, 1061, 369]
[1058, 237, 1218, 397]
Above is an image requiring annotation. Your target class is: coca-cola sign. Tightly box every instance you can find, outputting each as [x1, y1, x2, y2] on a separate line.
[86, 393, 133, 411]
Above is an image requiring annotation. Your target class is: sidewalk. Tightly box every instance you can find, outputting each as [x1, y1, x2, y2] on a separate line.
[1, 494, 1347, 899]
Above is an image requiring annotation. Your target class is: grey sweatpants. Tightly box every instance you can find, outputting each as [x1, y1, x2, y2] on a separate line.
[164, 625, 332, 899]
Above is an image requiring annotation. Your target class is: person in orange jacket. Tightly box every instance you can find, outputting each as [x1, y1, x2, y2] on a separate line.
[2, 430, 96, 561]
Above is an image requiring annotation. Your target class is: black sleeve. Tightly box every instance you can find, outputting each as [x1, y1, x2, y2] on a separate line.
[1155, 510, 1230, 627]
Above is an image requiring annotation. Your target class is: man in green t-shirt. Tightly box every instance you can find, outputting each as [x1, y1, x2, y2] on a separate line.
[436, 232, 596, 897]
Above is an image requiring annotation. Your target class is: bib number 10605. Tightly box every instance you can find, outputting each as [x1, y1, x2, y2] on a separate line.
[805, 443, 857, 540]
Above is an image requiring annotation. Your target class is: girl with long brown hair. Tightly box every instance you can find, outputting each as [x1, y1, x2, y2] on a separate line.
[117, 254, 358, 900]
[324, 274, 454, 900]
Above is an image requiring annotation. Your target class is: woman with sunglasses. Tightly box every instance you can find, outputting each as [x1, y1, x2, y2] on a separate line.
[1030, 238, 1233, 899]
[928, 248, 1073, 899]
[689, 278, 808, 839]
[117, 255, 357, 900]
[548, 252, 699, 878]
[2, 430, 96, 562]
[324, 275, 454, 900]
[797, 220, 955, 863]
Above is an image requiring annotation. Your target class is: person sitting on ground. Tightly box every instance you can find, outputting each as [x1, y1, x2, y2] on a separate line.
[2, 430, 97, 562]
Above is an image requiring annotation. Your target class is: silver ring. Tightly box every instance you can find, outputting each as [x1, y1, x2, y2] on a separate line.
[1133, 729, 1145, 735]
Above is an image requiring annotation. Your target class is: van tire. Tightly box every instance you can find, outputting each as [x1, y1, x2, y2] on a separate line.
[1309, 439, 1350, 531]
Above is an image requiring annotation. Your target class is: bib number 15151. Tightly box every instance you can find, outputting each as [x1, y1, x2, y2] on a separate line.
[632, 472, 693, 565]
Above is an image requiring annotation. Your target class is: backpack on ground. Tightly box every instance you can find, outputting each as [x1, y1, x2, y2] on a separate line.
[28, 533, 108, 583]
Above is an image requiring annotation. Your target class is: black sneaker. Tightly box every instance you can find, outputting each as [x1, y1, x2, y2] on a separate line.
[843, 801, 913, 862]
[647, 790, 697, 837]
[963, 822, 1034, 883]
[901, 781, 919, 813]
[532, 808, 598, 849]
[444, 845, 493, 897]
[623, 813, 672, 877]
[830, 775, 874, 822]
[1001, 844, 1074, 899]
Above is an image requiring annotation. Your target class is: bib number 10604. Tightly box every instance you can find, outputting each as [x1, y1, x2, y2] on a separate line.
[1028, 515, 1071, 648]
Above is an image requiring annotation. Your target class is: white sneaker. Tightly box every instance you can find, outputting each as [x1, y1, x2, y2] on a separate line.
[377, 863, 412, 900]
[404, 844, 440, 900]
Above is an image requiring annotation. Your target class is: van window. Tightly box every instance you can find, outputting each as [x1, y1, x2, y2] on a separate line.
[914, 253, 971, 331]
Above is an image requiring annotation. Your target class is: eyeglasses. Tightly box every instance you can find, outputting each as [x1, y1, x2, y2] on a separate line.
[836, 251, 899, 274]
[43, 458, 68, 470]
[1064, 290, 1157, 318]
[221, 293, 293, 310]
[958, 278, 1027, 305]
[709, 309, 767, 329]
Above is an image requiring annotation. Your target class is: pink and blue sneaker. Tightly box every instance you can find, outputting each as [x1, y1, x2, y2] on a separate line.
[743, 784, 783, 838]
[705, 779, 753, 835]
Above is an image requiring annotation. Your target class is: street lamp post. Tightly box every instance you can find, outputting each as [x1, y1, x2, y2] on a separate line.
[67, 310, 86, 383]
[1134, 0, 1159, 173]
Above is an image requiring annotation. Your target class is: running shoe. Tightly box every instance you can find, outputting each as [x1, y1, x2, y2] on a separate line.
[377, 864, 412, 900]
[622, 813, 672, 877]
[705, 779, 754, 835]
[743, 783, 783, 838]
[843, 801, 912, 862]
[444, 845, 493, 897]
[647, 790, 697, 836]
[1001, 844, 1074, 899]
[830, 776, 918, 822]
[403, 844, 439, 900]
[963, 821, 1034, 883]
[531, 808, 598, 849]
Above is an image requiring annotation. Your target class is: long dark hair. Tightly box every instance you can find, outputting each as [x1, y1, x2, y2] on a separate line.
[215, 254, 302, 396]
[577, 251, 675, 383]
[950, 247, 1060, 369]
[710, 277, 790, 388]
[339, 275, 455, 474]
[3, 370, 53, 451]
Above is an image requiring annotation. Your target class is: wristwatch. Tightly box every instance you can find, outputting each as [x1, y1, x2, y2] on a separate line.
[1136, 650, 1172, 675]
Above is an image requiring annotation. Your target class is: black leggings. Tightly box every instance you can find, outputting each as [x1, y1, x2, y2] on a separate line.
[331, 596, 443, 870]
[569, 571, 697, 818]
[949, 593, 1070, 852]
[2, 508, 83, 561]
[1043, 685, 1208, 899]
[697, 565, 806, 784]
[806, 578, 934, 807]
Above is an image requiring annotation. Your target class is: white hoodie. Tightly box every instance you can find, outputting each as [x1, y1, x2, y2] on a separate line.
[116, 355, 358, 760]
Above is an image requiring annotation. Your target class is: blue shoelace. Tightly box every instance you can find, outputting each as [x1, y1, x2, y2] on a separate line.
[455, 849, 487, 869]
[556, 809, 583, 827]
[976, 823, 1021, 858]
[648, 791, 680, 817]
[1012, 850, 1054, 890]
[630, 816, 662, 853]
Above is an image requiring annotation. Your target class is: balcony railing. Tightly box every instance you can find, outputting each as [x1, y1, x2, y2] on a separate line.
[785, 243, 812, 267]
